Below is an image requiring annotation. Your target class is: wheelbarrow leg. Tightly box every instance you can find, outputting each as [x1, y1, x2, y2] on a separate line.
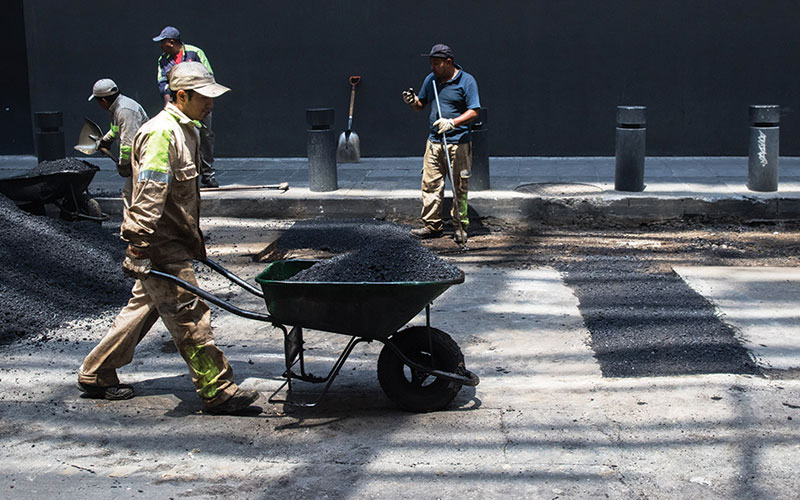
[268, 330, 367, 408]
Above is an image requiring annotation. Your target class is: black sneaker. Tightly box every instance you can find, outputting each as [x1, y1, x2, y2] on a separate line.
[204, 388, 260, 415]
[78, 382, 134, 400]
[410, 227, 443, 239]
[201, 175, 220, 188]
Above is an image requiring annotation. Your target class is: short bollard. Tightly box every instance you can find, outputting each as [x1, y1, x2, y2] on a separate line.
[615, 106, 646, 192]
[306, 108, 337, 192]
[35, 111, 65, 163]
[748, 105, 780, 192]
[470, 107, 490, 191]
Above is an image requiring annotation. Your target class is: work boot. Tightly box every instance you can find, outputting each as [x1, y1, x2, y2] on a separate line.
[454, 228, 468, 246]
[410, 227, 443, 239]
[201, 174, 219, 188]
[204, 388, 260, 415]
[77, 382, 134, 400]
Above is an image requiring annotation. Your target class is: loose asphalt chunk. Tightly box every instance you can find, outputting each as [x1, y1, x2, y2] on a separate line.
[558, 256, 761, 377]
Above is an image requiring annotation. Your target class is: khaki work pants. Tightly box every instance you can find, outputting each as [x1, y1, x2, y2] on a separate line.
[199, 112, 215, 177]
[122, 175, 133, 211]
[78, 260, 238, 407]
[420, 139, 471, 232]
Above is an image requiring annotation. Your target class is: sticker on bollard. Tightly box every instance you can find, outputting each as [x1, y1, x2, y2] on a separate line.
[747, 105, 779, 192]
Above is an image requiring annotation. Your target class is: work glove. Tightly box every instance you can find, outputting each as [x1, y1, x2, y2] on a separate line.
[116, 163, 132, 178]
[122, 244, 151, 281]
[98, 138, 113, 151]
[433, 118, 456, 134]
[402, 88, 418, 107]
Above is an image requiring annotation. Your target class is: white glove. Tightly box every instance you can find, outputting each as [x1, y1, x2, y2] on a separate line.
[402, 88, 418, 106]
[433, 118, 455, 134]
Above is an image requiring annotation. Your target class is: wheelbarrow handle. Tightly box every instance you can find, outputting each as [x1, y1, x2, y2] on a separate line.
[147, 261, 273, 323]
[203, 257, 264, 298]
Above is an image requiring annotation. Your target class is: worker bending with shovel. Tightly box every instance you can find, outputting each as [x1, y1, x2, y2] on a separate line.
[77, 62, 260, 415]
[87, 78, 149, 208]
[402, 44, 481, 246]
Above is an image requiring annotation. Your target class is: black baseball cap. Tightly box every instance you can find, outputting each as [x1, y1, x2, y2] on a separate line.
[421, 44, 454, 59]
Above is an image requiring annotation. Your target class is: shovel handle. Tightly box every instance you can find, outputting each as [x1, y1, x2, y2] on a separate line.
[347, 76, 360, 119]
[99, 147, 118, 164]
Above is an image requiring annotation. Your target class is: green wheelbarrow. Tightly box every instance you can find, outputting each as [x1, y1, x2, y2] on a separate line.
[149, 259, 479, 412]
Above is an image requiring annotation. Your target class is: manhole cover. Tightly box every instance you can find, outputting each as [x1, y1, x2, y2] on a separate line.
[514, 182, 604, 196]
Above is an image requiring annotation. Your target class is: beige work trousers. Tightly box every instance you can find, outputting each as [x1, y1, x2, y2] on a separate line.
[78, 260, 238, 407]
[420, 140, 471, 232]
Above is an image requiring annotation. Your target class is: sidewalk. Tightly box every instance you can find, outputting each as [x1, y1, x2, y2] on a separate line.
[2, 156, 799, 222]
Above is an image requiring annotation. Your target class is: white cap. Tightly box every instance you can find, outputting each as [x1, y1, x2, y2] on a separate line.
[168, 62, 230, 98]
[88, 78, 118, 101]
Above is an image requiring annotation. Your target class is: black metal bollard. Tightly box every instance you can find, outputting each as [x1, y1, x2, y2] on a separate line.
[615, 106, 646, 192]
[34, 111, 65, 163]
[306, 108, 338, 192]
[470, 107, 490, 191]
[747, 105, 780, 192]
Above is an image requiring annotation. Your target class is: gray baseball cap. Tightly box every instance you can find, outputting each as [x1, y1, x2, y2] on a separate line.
[421, 44, 454, 59]
[168, 62, 230, 98]
[153, 26, 180, 42]
[88, 78, 118, 101]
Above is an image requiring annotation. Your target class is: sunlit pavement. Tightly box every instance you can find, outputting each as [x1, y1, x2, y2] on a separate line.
[1, 222, 798, 499]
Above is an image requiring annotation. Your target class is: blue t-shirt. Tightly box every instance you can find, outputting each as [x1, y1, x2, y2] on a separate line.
[417, 65, 481, 144]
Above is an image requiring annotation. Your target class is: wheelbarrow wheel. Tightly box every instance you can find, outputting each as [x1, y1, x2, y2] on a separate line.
[377, 326, 466, 412]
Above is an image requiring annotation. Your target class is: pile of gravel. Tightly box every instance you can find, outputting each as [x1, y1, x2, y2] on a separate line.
[283, 219, 462, 282]
[26, 157, 97, 177]
[0, 194, 131, 343]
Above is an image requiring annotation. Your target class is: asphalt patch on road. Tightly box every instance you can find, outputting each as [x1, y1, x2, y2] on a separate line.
[559, 256, 760, 377]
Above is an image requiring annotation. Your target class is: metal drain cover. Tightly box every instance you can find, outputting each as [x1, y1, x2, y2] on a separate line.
[514, 182, 604, 196]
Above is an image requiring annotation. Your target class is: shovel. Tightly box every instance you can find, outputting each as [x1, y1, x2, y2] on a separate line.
[336, 75, 361, 163]
[74, 116, 118, 163]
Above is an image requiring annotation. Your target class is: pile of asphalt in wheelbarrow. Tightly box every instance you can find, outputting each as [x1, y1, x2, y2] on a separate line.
[278, 219, 462, 282]
[0, 194, 130, 343]
[26, 157, 96, 177]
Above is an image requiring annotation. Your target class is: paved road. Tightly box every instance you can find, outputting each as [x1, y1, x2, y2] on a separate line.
[0, 219, 798, 499]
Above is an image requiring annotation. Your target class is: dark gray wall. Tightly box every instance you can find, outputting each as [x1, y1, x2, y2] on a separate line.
[2, 0, 33, 154]
[21, 1, 800, 157]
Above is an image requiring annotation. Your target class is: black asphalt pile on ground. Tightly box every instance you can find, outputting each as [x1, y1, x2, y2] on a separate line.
[281, 219, 462, 282]
[0, 194, 130, 343]
[26, 157, 96, 177]
[558, 257, 760, 377]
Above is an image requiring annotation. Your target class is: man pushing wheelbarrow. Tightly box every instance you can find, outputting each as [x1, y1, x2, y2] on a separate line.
[77, 62, 260, 415]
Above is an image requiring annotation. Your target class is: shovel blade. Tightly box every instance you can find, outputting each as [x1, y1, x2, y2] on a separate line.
[336, 130, 360, 163]
[74, 117, 103, 156]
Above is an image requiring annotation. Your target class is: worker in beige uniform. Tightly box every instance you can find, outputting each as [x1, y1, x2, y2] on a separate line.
[78, 62, 259, 415]
[88, 78, 149, 208]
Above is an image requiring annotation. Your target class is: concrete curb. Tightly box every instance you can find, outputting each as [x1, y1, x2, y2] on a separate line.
[97, 192, 800, 224]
